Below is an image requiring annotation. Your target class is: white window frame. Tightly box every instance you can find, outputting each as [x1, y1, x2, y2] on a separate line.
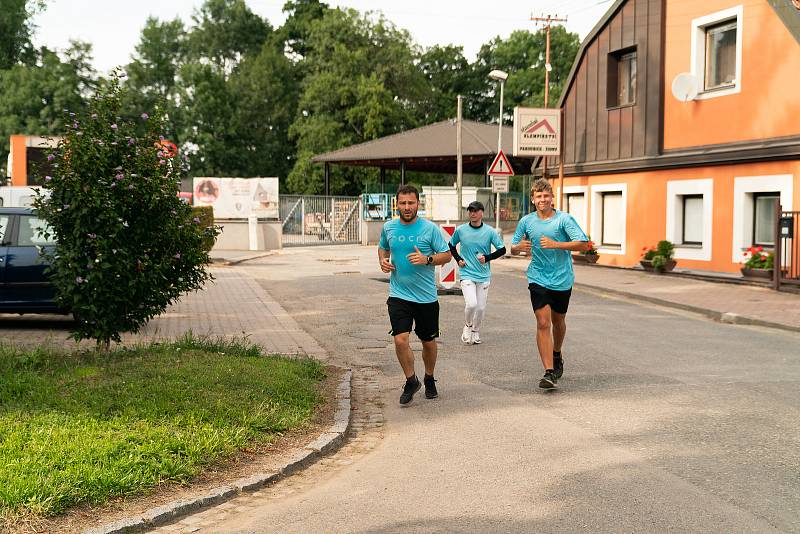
[562, 185, 589, 236]
[590, 183, 627, 255]
[666, 179, 713, 261]
[690, 5, 743, 100]
[732, 175, 793, 263]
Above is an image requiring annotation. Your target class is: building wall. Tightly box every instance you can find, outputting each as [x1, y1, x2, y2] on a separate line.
[559, 159, 800, 272]
[663, 0, 800, 149]
[213, 220, 282, 251]
[9, 135, 27, 186]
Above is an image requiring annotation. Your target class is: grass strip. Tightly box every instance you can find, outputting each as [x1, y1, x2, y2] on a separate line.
[0, 334, 324, 517]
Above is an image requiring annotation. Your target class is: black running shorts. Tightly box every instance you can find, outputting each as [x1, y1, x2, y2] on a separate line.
[387, 297, 440, 341]
[528, 283, 572, 315]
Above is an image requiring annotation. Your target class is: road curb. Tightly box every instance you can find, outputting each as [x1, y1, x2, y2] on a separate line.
[211, 250, 278, 266]
[85, 368, 353, 534]
[575, 283, 800, 334]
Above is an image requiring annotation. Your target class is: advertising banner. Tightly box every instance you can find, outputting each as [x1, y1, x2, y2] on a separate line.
[193, 177, 279, 219]
[512, 107, 561, 157]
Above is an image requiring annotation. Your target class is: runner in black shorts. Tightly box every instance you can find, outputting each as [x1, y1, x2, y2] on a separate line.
[387, 298, 440, 342]
[528, 283, 572, 315]
[378, 185, 452, 405]
[511, 179, 589, 389]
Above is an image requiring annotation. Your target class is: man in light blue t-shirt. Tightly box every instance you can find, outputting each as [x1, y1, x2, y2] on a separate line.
[449, 200, 506, 345]
[511, 179, 589, 390]
[378, 185, 451, 405]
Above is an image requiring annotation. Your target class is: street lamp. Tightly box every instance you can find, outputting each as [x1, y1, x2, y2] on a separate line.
[488, 69, 508, 233]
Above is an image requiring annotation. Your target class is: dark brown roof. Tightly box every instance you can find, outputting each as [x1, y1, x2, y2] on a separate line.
[769, 0, 800, 45]
[556, 0, 628, 110]
[311, 120, 534, 174]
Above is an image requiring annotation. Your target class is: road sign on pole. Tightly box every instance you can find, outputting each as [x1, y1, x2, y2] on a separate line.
[488, 150, 515, 176]
[492, 176, 509, 193]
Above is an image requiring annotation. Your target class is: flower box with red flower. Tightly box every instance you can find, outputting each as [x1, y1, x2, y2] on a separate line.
[639, 241, 676, 273]
[572, 239, 599, 264]
[741, 246, 774, 279]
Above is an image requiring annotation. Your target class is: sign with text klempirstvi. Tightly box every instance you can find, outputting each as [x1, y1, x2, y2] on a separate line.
[512, 107, 561, 157]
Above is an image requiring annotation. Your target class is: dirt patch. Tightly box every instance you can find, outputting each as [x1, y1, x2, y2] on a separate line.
[1, 365, 344, 534]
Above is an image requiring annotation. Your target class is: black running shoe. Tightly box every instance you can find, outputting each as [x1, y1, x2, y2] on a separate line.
[424, 375, 438, 399]
[553, 355, 564, 379]
[539, 370, 558, 389]
[400, 377, 421, 404]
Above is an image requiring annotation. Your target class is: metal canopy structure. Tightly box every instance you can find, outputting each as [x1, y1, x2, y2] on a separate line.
[311, 119, 535, 193]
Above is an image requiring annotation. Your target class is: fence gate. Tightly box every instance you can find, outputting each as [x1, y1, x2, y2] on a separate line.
[776, 209, 800, 290]
[280, 195, 361, 246]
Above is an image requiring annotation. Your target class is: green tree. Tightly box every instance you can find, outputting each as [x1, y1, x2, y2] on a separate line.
[472, 27, 580, 122]
[226, 43, 298, 179]
[0, 42, 95, 171]
[287, 8, 427, 194]
[125, 17, 186, 143]
[0, 0, 45, 69]
[275, 0, 330, 61]
[187, 0, 271, 77]
[418, 44, 479, 122]
[177, 62, 235, 176]
[176, 0, 298, 178]
[33, 73, 217, 348]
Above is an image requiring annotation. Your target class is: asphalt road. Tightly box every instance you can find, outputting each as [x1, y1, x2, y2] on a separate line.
[228, 246, 799, 533]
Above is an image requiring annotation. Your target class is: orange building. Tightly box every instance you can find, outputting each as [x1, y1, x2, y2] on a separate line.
[6, 135, 61, 186]
[546, 0, 800, 274]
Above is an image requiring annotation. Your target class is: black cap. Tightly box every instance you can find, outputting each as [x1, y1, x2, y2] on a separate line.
[467, 201, 484, 212]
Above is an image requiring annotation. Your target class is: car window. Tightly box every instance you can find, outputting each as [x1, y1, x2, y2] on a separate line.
[0, 215, 9, 243]
[18, 216, 56, 246]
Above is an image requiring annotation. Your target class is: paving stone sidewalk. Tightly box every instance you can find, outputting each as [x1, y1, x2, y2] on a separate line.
[500, 258, 799, 332]
[0, 268, 326, 357]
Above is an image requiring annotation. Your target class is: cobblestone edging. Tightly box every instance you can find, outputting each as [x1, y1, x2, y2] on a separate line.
[85, 368, 353, 534]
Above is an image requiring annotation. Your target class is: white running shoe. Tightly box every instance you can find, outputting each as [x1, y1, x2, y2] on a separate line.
[471, 331, 481, 344]
[461, 324, 473, 344]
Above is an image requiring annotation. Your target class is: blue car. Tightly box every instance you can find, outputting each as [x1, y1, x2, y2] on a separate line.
[0, 207, 65, 314]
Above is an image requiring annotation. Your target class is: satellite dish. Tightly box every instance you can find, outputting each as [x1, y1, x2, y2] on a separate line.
[671, 73, 699, 102]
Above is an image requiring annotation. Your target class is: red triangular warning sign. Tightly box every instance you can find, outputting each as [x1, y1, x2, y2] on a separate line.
[488, 150, 515, 176]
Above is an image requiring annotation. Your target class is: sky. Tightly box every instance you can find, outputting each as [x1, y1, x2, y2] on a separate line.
[31, 0, 614, 74]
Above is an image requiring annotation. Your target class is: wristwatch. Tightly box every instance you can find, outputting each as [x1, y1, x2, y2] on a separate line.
[426, 255, 433, 265]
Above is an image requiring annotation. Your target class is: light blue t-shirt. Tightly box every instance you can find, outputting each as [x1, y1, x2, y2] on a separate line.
[450, 223, 505, 283]
[511, 209, 588, 291]
[379, 217, 450, 303]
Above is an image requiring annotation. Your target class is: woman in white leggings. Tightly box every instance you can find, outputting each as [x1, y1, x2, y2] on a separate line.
[449, 201, 506, 344]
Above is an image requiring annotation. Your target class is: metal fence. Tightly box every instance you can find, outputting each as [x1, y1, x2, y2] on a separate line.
[776, 209, 800, 290]
[280, 195, 361, 246]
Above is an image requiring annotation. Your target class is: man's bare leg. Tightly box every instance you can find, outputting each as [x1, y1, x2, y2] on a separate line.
[552, 311, 567, 353]
[393, 332, 415, 378]
[421, 339, 437, 376]
[534, 305, 554, 370]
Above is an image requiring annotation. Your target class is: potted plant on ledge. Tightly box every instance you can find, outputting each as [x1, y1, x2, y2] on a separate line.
[640, 240, 676, 273]
[741, 246, 774, 280]
[572, 238, 599, 264]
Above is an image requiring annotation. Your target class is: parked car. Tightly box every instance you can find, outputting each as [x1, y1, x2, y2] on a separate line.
[0, 207, 66, 314]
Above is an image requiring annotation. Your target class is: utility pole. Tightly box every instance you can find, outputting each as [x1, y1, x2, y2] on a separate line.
[531, 14, 567, 189]
[456, 95, 463, 221]
[530, 14, 568, 107]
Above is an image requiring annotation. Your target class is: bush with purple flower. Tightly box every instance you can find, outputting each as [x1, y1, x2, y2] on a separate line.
[33, 70, 219, 349]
